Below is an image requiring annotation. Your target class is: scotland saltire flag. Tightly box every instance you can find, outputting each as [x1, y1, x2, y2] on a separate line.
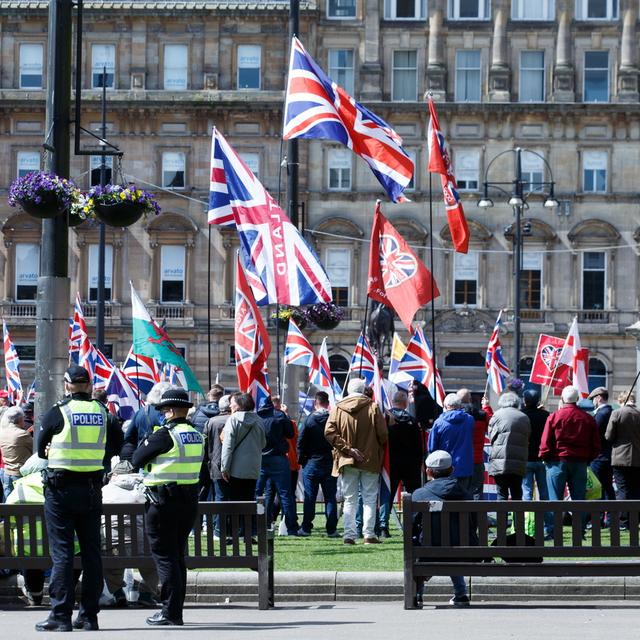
[348, 332, 377, 384]
[397, 326, 445, 406]
[208, 127, 332, 307]
[284, 319, 319, 370]
[106, 368, 142, 421]
[3, 321, 22, 404]
[485, 311, 511, 395]
[123, 347, 160, 396]
[284, 37, 414, 203]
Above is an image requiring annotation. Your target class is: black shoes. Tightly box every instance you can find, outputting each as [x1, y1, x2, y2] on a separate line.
[72, 616, 99, 631]
[146, 611, 184, 626]
[35, 619, 73, 632]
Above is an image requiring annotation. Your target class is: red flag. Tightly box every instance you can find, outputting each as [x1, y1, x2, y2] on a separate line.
[530, 334, 571, 390]
[367, 202, 439, 331]
[427, 97, 470, 254]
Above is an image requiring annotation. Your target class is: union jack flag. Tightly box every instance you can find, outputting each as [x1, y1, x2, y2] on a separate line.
[284, 37, 414, 203]
[397, 326, 445, 407]
[3, 320, 22, 404]
[69, 293, 90, 365]
[123, 347, 160, 396]
[485, 311, 511, 395]
[208, 127, 332, 307]
[91, 347, 115, 390]
[160, 362, 187, 389]
[284, 319, 319, 370]
[106, 368, 143, 421]
[310, 337, 340, 405]
[348, 332, 377, 385]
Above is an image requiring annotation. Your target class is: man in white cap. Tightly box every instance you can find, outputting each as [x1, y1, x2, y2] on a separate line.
[539, 385, 601, 503]
[411, 450, 477, 608]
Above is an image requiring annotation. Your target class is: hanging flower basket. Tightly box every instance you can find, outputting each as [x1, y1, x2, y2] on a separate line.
[88, 183, 161, 228]
[8, 171, 76, 219]
[271, 306, 307, 331]
[68, 191, 96, 227]
[305, 302, 344, 330]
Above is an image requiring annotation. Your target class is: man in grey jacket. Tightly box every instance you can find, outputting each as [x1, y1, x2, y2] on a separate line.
[488, 392, 531, 500]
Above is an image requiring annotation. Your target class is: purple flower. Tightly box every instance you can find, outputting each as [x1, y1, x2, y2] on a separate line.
[8, 171, 77, 210]
[88, 183, 161, 217]
[304, 302, 344, 326]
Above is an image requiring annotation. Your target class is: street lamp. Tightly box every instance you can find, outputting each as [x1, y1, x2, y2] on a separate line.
[477, 147, 558, 379]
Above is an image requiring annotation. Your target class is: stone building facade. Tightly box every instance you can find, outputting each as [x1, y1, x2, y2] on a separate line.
[0, 0, 639, 400]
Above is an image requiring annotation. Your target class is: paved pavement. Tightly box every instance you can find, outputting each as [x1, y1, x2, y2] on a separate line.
[2, 601, 640, 639]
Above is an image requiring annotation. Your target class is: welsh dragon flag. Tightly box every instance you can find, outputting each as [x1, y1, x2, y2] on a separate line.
[130, 283, 203, 393]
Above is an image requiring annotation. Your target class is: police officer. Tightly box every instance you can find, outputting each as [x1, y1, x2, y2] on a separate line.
[131, 387, 204, 626]
[35, 365, 112, 632]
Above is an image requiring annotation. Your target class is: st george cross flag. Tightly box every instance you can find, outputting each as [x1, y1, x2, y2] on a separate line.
[130, 283, 202, 393]
[427, 97, 470, 254]
[485, 311, 511, 395]
[397, 326, 445, 406]
[348, 332, 377, 385]
[3, 320, 22, 404]
[122, 347, 160, 396]
[284, 319, 319, 371]
[557, 317, 590, 398]
[106, 368, 142, 421]
[284, 37, 413, 203]
[367, 202, 440, 331]
[208, 127, 332, 307]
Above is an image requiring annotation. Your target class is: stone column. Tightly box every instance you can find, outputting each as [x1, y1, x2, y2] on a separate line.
[184, 238, 194, 304]
[618, 3, 639, 102]
[543, 242, 553, 311]
[426, 1, 446, 100]
[112, 239, 123, 303]
[148, 240, 160, 302]
[3, 241, 13, 301]
[360, 0, 382, 100]
[625, 320, 640, 379]
[607, 250, 616, 309]
[478, 248, 487, 308]
[552, 4, 575, 101]
[352, 244, 361, 306]
[488, 4, 510, 102]
[570, 252, 578, 309]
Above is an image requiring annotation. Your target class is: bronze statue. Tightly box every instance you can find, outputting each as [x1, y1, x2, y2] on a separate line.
[366, 301, 395, 362]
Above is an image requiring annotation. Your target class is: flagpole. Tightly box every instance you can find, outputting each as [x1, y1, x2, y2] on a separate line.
[541, 315, 576, 406]
[296, 383, 311, 425]
[360, 297, 370, 379]
[207, 222, 212, 391]
[428, 164, 437, 400]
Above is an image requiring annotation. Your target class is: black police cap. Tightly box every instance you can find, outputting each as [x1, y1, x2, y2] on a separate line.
[64, 365, 91, 384]
[155, 388, 193, 409]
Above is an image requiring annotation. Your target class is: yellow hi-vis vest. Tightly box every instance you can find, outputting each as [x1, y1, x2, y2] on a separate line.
[6, 472, 45, 557]
[143, 422, 204, 487]
[47, 399, 107, 472]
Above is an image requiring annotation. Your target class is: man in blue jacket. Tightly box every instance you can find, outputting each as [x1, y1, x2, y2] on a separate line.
[428, 393, 475, 492]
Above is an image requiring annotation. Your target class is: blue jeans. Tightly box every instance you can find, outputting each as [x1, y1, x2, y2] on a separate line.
[417, 574, 467, 598]
[2, 473, 17, 501]
[256, 455, 298, 535]
[522, 461, 553, 534]
[545, 460, 587, 532]
[213, 478, 231, 536]
[301, 459, 337, 534]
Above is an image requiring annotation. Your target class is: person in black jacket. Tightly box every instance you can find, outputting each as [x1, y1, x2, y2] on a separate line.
[588, 387, 615, 525]
[412, 450, 478, 608]
[297, 391, 337, 537]
[255, 397, 300, 536]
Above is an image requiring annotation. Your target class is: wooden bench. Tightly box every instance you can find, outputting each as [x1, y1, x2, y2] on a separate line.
[402, 493, 640, 609]
[0, 499, 274, 610]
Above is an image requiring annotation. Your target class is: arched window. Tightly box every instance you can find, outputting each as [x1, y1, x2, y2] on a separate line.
[329, 354, 350, 392]
[588, 357, 607, 392]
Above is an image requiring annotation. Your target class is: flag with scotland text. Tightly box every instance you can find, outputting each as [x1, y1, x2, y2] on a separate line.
[284, 37, 414, 204]
[208, 127, 332, 307]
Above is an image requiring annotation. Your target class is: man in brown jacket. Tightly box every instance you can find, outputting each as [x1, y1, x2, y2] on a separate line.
[324, 378, 387, 545]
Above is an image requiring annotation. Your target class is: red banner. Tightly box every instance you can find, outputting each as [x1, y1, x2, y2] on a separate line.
[530, 334, 571, 389]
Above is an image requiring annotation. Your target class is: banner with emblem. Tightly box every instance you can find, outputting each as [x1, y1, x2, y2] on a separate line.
[367, 201, 440, 331]
[530, 334, 571, 389]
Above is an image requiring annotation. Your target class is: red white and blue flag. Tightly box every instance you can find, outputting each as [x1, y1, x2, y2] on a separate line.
[123, 347, 160, 396]
[208, 127, 332, 307]
[348, 332, 377, 385]
[160, 362, 187, 389]
[284, 319, 320, 371]
[3, 321, 22, 404]
[397, 326, 445, 406]
[310, 337, 340, 404]
[25, 379, 36, 403]
[284, 37, 413, 204]
[93, 347, 115, 390]
[485, 311, 511, 395]
[106, 368, 142, 421]
[427, 97, 470, 254]
[69, 293, 91, 366]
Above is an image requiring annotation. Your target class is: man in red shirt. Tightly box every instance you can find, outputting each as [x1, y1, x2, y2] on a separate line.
[539, 385, 601, 503]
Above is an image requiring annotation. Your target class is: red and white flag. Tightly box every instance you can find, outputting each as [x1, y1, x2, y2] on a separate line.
[427, 97, 470, 254]
[367, 202, 440, 331]
[529, 334, 571, 390]
[557, 317, 589, 398]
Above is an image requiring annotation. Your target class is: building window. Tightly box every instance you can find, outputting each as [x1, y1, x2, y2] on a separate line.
[584, 51, 609, 102]
[162, 151, 185, 189]
[448, 0, 490, 20]
[582, 251, 606, 310]
[583, 150, 607, 193]
[444, 352, 486, 367]
[17, 151, 40, 178]
[160, 245, 185, 303]
[511, 0, 555, 20]
[521, 152, 544, 192]
[455, 50, 481, 102]
[164, 44, 188, 90]
[329, 354, 350, 391]
[520, 251, 542, 309]
[91, 44, 115, 89]
[239, 152, 260, 179]
[19, 43, 43, 89]
[454, 251, 478, 306]
[327, 148, 352, 190]
[88, 244, 113, 302]
[325, 248, 351, 305]
[576, 0, 618, 20]
[15, 345, 36, 362]
[328, 49, 355, 95]
[405, 149, 416, 191]
[588, 357, 607, 392]
[519, 51, 545, 102]
[519, 356, 541, 393]
[327, 0, 356, 18]
[15, 243, 39, 301]
[384, 0, 426, 20]
[455, 149, 480, 191]
[392, 50, 417, 101]
[237, 45, 261, 90]
[90, 155, 113, 186]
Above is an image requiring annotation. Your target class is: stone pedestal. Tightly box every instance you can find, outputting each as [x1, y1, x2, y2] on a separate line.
[618, 67, 640, 102]
[552, 65, 575, 102]
[426, 65, 447, 101]
[360, 63, 383, 101]
[488, 65, 510, 102]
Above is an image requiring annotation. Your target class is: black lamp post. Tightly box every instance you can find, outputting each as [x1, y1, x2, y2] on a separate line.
[477, 148, 558, 379]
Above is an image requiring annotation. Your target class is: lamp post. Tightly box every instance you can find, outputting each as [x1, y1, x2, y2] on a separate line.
[478, 147, 558, 379]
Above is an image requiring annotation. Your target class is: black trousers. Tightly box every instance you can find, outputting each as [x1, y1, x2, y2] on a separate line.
[44, 480, 103, 623]
[493, 473, 523, 501]
[145, 487, 198, 621]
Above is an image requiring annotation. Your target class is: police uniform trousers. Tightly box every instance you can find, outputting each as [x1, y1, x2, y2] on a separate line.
[44, 473, 103, 623]
[145, 484, 199, 622]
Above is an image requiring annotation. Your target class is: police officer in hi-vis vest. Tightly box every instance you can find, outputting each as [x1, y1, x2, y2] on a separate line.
[36, 365, 114, 632]
[132, 387, 204, 626]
